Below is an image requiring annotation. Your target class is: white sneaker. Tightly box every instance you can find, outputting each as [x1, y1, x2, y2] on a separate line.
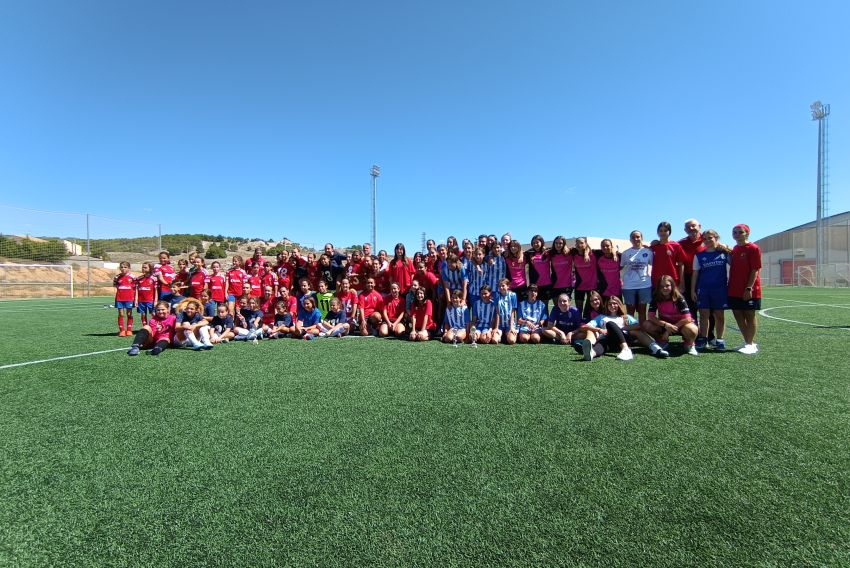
[581, 339, 595, 361]
[686, 345, 698, 356]
[616, 348, 633, 361]
[739, 343, 759, 355]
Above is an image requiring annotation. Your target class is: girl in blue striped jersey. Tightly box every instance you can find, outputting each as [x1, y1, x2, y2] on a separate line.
[494, 278, 518, 345]
[441, 290, 470, 344]
[517, 284, 548, 344]
[470, 284, 499, 344]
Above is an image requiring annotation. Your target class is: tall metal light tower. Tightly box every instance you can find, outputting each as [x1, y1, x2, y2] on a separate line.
[370, 165, 380, 253]
[811, 101, 830, 286]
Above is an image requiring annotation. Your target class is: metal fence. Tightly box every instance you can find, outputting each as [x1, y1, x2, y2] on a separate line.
[1, 204, 161, 298]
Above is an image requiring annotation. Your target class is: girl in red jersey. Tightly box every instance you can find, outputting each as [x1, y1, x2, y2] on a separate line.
[642, 274, 700, 356]
[113, 261, 135, 336]
[380, 282, 407, 338]
[728, 224, 762, 355]
[226, 256, 247, 314]
[135, 262, 158, 327]
[306, 252, 321, 291]
[650, 221, 687, 292]
[572, 237, 598, 318]
[408, 286, 435, 341]
[504, 239, 527, 300]
[549, 235, 574, 301]
[187, 256, 208, 299]
[207, 261, 227, 307]
[262, 263, 278, 296]
[246, 263, 263, 298]
[170, 258, 190, 306]
[597, 238, 622, 301]
[346, 249, 366, 292]
[259, 285, 277, 330]
[388, 242, 415, 295]
[335, 277, 359, 328]
[127, 301, 176, 356]
[154, 251, 176, 303]
[274, 250, 292, 293]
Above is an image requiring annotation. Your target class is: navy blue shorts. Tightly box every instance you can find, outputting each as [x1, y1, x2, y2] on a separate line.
[697, 288, 728, 310]
[137, 302, 154, 314]
[115, 301, 134, 309]
[728, 296, 761, 310]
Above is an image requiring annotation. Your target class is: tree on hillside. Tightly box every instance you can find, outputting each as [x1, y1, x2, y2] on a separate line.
[205, 244, 227, 259]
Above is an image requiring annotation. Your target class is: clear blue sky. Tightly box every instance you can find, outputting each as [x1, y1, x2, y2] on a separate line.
[1, 0, 848, 250]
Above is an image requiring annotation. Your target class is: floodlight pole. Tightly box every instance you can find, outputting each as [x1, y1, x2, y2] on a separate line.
[371, 164, 380, 253]
[811, 101, 830, 287]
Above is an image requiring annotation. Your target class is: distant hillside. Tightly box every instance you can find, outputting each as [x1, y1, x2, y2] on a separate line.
[87, 233, 272, 256]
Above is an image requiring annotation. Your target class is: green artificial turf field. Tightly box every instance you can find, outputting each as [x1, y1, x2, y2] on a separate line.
[1, 288, 848, 566]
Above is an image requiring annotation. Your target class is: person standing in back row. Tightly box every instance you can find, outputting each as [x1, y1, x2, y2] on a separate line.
[728, 224, 762, 355]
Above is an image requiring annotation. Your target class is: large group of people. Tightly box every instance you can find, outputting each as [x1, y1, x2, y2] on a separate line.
[119, 219, 763, 359]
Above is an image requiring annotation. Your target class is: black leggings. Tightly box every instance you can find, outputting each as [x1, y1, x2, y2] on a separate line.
[575, 289, 595, 318]
[132, 329, 169, 351]
[592, 321, 629, 356]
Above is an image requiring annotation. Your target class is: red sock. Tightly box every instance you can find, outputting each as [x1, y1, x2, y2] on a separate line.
[118, 314, 125, 332]
[141, 314, 148, 326]
[127, 317, 134, 331]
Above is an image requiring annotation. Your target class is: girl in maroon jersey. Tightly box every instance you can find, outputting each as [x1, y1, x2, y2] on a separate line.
[127, 301, 176, 356]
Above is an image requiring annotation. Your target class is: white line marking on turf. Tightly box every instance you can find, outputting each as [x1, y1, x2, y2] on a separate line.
[759, 305, 850, 330]
[768, 298, 850, 309]
[0, 348, 127, 370]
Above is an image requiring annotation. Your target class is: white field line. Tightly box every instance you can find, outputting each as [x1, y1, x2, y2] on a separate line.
[767, 298, 850, 309]
[0, 305, 106, 315]
[760, 303, 850, 330]
[0, 348, 127, 371]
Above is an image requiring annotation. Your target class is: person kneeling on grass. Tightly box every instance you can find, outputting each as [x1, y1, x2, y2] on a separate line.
[127, 301, 176, 356]
[172, 297, 214, 350]
[642, 274, 700, 356]
[578, 296, 668, 361]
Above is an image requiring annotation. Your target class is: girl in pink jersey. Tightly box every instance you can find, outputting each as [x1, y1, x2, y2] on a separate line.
[505, 240, 527, 299]
[597, 239, 622, 300]
[642, 275, 699, 355]
[572, 237, 599, 317]
[549, 235, 574, 301]
[127, 301, 176, 356]
[524, 234, 553, 305]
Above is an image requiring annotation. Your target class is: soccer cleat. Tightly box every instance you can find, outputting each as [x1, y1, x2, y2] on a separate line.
[319, 332, 328, 338]
[714, 339, 726, 351]
[654, 348, 670, 359]
[149, 346, 163, 356]
[304, 333, 314, 340]
[202, 343, 214, 350]
[127, 345, 140, 356]
[695, 337, 707, 350]
[252, 337, 259, 345]
[686, 345, 699, 356]
[581, 339, 594, 361]
[193, 344, 204, 351]
[616, 348, 633, 361]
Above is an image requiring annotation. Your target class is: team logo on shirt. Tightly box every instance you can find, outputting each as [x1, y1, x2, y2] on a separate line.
[667, 250, 672, 256]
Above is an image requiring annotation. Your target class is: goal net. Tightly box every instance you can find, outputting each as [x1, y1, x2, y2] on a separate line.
[0, 263, 75, 299]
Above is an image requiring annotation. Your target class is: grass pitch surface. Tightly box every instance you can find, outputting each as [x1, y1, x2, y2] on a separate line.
[1, 288, 848, 566]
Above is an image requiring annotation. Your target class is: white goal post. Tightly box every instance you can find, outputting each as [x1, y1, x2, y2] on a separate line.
[0, 263, 74, 299]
